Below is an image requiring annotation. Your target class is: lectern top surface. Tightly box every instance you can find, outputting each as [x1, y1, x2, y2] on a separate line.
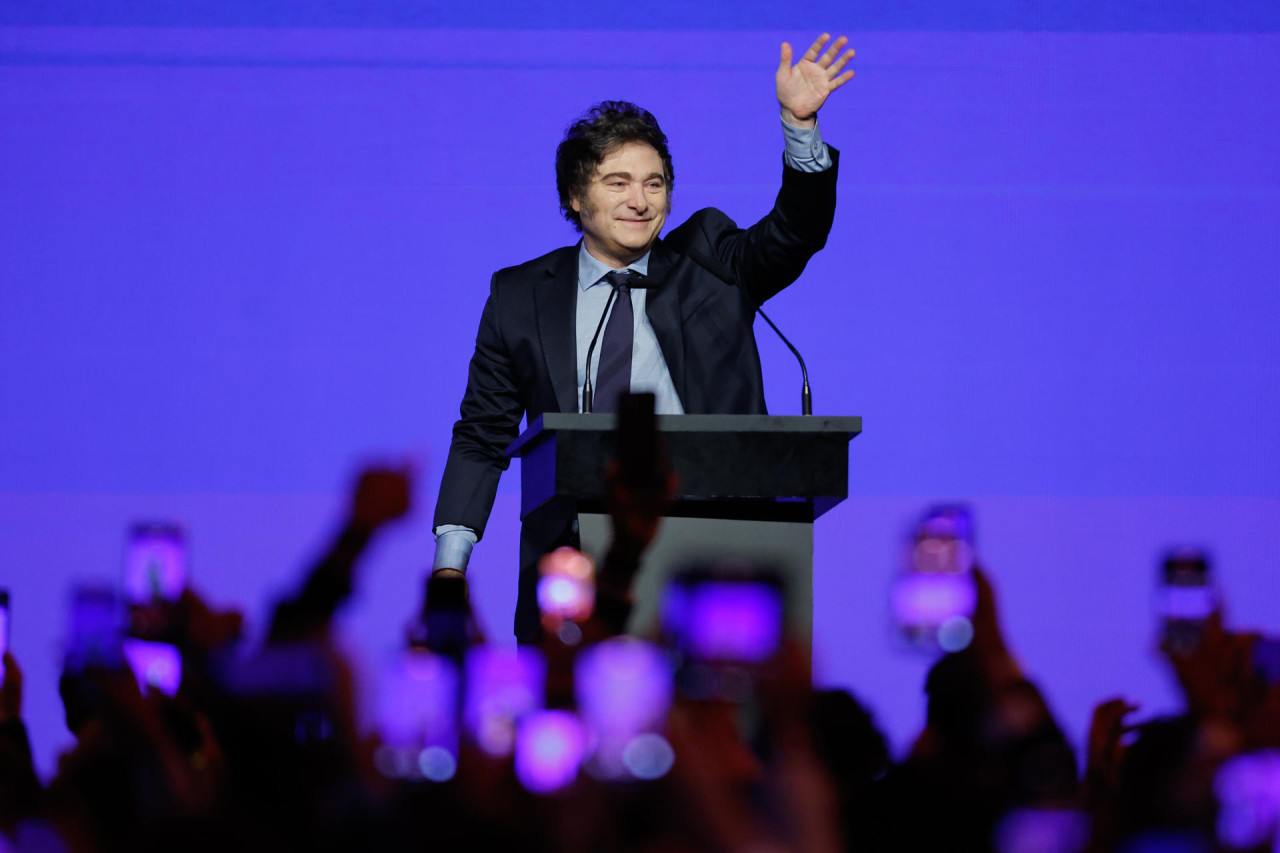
[508, 413, 861, 458]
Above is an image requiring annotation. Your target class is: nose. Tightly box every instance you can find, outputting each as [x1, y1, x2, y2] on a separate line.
[625, 182, 648, 213]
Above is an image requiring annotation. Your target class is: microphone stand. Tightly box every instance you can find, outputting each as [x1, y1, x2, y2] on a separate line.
[581, 286, 620, 413]
[755, 306, 812, 416]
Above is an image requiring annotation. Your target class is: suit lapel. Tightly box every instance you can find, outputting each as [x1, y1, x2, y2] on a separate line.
[535, 248, 580, 413]
[644, 240, 687, 407]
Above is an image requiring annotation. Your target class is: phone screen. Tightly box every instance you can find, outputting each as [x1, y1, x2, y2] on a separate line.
[672, 581, 784, 664]
[66, 585, 124, 671]
[124, 523, 188, 604]
[122, 638, 183, 697]
[0, 590, 10, 681]
[893, 505, 977, 652]
[663, 568, 785, 703]
[514, 709, 586, 794]
[1157, 549, 1214, 652]
[463, 645, 545, 757]
[375, 649, 460, 782]
[537, 546, 595, 625]
[575, 637, 674, 781]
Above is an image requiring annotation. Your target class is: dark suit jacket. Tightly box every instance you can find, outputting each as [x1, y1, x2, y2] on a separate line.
[434, 151, 839, 637]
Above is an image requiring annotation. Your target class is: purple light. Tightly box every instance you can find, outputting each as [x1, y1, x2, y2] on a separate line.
[515, 710, 585, 795]
[121, 638, 182, 697]
[1214, 751, 1280, 850]
[463, 645, 545, 757]
[685, 583, 783, 663]
[622, 733, 675, 781]
[1156, 586, 1216, 621]
[993, 808, 1090, 853]
[575, 638, 673, 736]
[376, 649, 459, 776]
[891, 573, 977, 625]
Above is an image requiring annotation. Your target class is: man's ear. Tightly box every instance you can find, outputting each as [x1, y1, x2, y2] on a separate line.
[570, 196, 582, 214]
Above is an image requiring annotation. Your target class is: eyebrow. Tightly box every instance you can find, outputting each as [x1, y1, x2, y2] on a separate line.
[598, 171, 666, 182]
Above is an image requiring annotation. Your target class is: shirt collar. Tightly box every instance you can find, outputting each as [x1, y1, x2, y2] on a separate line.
[577, 242, 651, 292]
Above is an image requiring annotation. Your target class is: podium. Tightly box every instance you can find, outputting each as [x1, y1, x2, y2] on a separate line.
[507, 414, 861, 643]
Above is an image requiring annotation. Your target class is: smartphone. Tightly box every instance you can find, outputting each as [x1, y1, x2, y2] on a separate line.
[662, 566, 785, 702]
[575, 637, 673, 781]
[0, 589, 10, 682]
[65, 584, 125, 672]
[537, 546, 595, 629]
[123, 522, 188, 605]
[222, 643, 340, 752]
[616, 392, 662, 490]
[462, 644, 545, 757]
[1156, 549, 1215, 653]
[375, 649, 460, 782]
[1214, 751, 1280, 850]
[421, 573, 474, 660]
[892, 505, 977, 653]
[1253, 636, 1280, 686]
[514, 709, 586, 795]
[122, 638, 183, 697]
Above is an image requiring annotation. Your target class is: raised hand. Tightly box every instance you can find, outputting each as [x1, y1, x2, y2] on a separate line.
[776, 33, 855, 128]
[350, 465, 413, 531]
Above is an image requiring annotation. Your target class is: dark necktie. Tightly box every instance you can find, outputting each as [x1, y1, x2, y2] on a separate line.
[593, 269, 637, 414]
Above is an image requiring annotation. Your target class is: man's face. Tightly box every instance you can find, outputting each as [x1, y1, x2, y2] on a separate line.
[573, 141, 669, 268]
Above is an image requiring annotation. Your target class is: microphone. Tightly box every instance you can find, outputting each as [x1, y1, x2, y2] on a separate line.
[582, 287, 618, 414]
[755, 306, 812, 416]
[582, 271, 652, 413]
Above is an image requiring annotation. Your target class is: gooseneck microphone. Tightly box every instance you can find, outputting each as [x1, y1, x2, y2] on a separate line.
[755, 306, 812, 416]
[581, 285, 620, 414]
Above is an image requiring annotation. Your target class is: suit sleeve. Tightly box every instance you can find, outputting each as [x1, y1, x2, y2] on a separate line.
[432, 274, 525, 539]
[698, 146, 840, 307]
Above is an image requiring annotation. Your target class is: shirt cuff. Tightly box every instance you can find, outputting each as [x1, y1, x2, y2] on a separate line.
[781, 115, 833, 173]
[432, 525, 478, 572]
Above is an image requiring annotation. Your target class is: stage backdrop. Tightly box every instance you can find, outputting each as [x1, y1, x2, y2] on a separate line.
[2, 1, 1278, 778]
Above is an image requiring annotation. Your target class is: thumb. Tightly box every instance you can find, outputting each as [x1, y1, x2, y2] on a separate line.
[778, 41, 793, 71]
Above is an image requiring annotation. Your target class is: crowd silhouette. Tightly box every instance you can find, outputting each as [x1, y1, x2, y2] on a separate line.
[2, 402, 1277, 853]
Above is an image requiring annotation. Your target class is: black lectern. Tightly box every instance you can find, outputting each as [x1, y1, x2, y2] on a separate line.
[507, 414, 862, 643]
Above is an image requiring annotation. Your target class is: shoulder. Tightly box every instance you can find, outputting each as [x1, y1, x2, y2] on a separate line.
[492, 244, 577, 290]
[662, 207, 739, 253]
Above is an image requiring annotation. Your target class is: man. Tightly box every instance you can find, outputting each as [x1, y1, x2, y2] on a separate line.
[433, 34, 854, 640]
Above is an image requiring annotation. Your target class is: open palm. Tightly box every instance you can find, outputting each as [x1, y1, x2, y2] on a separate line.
[776, 33, 855, 127]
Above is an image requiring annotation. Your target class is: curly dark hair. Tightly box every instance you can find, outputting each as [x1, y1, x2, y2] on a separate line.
[555, 100, 675, 232]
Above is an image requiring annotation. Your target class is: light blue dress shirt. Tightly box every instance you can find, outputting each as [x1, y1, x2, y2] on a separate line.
[433, 116, 832, 572]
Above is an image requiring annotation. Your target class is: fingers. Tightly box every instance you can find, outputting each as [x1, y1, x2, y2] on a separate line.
[829, 70, 855, 92]
[801, 33, 830, 63]
[818, 35, 847, 67]
[828, 47, 855, 77]
[778, 41, 793, 71]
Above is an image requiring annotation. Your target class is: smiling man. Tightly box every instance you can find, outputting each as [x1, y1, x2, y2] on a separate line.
[433, 34, 855, 640]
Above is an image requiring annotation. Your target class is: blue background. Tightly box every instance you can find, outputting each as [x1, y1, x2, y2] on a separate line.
[2, 1, 1277, 777]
